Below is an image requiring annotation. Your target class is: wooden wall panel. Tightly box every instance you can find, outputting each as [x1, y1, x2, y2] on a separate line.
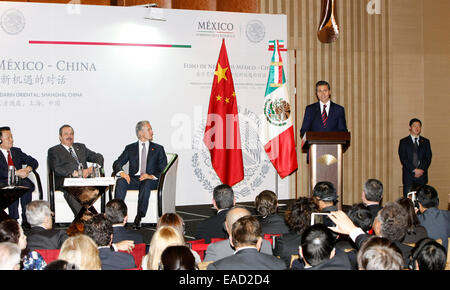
[261, 0, 392, 206]
[217, 0, 259, 13]
[172, 0, 216, 10]
[423, 0, 450, 209]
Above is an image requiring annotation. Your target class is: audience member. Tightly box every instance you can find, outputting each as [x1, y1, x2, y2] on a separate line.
[159, 245, 196, 270]
[105, 199, 144, 244]
[361, 179, 384, 219]
[25, 200, 68, 250]
[409, 237, 447, 270]
[255, 190, 289, 235]
[357, 236, 404, 270]
[143, 225, 185, 270]
[83, 214, 135, 270]
[312, 181, 338, 212]
[347, 203, 373, 233]
[157, 213, 201, 263]
[157, 212, 185, 235]
[58, 234, 102, 270]
[195, 184, 235, 243]
[204, 206, 272, 262]
[396, 197, 428, 244]
[329, 202, 415, 268]
[336, 202, 373, 268]
[207, 216, 286, 270]
[66, 211, 94, 237]
[0, 242, 21, 270]
[273, 197, 318, 267]
[293, 224, 353, 270]
[0, 219, 46, 270]
[415, 185, 450, 250]
[44, 259, 79, 270]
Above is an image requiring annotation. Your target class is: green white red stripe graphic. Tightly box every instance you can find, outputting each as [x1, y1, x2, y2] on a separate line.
[29, 40, 191, 48]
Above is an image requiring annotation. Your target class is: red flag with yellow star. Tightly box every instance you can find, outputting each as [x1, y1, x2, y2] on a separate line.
[203, 39, 244, 186]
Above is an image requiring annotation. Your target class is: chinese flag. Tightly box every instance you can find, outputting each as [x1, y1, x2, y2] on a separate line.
[203, 39, 244, 186]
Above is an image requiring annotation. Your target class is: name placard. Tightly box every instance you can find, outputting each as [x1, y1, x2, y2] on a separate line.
[63, 177, 116, 187]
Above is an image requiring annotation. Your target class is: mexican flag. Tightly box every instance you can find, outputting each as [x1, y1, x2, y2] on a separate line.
[261, 40, 298, 178]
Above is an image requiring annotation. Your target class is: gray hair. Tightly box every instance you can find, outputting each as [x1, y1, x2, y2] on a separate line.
[0, 242, 21, 270]
[26, 200, 52, 227]
[135, 120, 150, 138]
[363, 179, 383, 202]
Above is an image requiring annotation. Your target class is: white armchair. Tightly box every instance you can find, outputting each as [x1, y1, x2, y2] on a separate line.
[110, 153, 178, 224]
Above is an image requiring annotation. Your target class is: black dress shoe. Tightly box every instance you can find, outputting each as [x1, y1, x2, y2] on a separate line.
[133, 215, 142, 229]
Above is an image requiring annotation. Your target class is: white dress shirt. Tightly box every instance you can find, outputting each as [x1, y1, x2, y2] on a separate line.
[320, 100, 330, 116]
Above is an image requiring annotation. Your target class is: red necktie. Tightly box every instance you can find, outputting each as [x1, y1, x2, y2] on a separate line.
[322, 104, 328, 127]
[7, 150, 14, 166]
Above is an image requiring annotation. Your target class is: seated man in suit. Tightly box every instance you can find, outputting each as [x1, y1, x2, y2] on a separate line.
[361, 178, 384, 219]
[204, 206, 273, 262]
[113, 120, 167, 229]
[105, 199, 144, 244]
[312, 181, 338, 213]
[25, 200, 68, 250]
[293, 224, 353, 270]
[207, 215, 286, 270]
[196, 184, 235, 243]
[255, 190, 289, 235]
[48, 124, 104, 217]
[329, 202, 415, 268]
[0, 126, 38, 229]
[398, 118, 432, 197]
[83, 214, 136, 270]
[300, 80, 347, 138]
[415, 185, 450, 251]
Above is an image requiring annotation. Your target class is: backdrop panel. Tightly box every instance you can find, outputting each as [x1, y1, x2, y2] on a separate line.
[0, 2, 291, 205]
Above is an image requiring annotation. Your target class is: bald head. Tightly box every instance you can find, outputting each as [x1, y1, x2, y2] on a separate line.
[225, 207, 251, 234]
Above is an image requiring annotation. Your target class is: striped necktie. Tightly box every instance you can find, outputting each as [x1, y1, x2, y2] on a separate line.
[322, 104, 328, 127]
[68, 147, 80, 165]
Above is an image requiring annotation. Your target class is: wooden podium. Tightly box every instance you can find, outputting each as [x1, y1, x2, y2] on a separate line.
[301, 132, 351, 210]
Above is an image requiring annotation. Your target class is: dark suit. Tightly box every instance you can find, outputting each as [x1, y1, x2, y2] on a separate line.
[366, 204, 383, 219]
[113, 141, 167, 218]
[207, 247, 286, 270]
[48, 143, 104, 215]
[273, 231, 302, 267]
[417, 207, 450, 250]
[98, 247, 136, 270]
[26, 226, 68, 250]
[0, 147, 38, 220]
[300, 101, 347, 137]
[112, 225, 144, 244]
[259, 214, 290, 236]
[291, 248, 353, 270]
[398, 136, 432, 196]
[204, 238, 273, 262]
[195, 209, 229, 243]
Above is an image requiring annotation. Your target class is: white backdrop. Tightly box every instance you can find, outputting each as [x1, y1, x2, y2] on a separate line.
[0, 2, 292, 205]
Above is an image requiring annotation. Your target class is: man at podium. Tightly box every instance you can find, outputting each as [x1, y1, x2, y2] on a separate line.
[300, 80, 347, 137]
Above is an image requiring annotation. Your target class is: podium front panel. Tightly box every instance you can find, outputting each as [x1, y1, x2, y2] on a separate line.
[309, 144, 343, 210]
